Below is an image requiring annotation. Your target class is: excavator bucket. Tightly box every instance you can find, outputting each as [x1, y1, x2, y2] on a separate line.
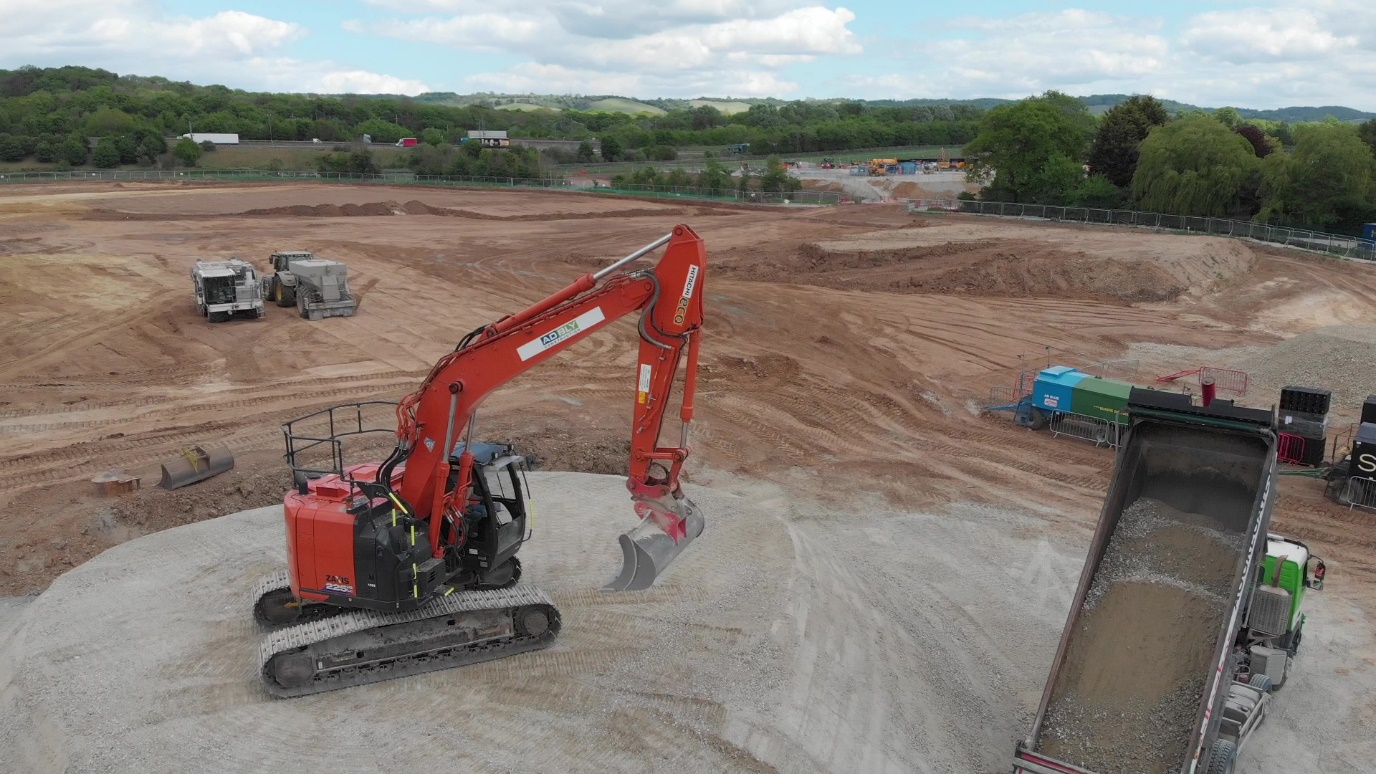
[158, 444, 234, 489]
[602, 493, 705, 592]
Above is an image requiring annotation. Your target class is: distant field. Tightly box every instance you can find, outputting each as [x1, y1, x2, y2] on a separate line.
[497, 102, 561, 112]
[588, 98, 665, 115]
[690, 99, 753, 115]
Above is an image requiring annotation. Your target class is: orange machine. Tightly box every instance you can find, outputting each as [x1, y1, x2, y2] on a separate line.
[254, 225, 708, 697]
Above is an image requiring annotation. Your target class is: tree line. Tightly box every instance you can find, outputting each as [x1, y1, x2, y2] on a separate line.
[964, 91, 1376, 235]
[0, 65, 978, 169]
[605, 154, 802, 196]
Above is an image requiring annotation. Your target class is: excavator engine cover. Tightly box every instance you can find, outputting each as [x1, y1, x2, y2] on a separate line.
[158, 444, 234, 489]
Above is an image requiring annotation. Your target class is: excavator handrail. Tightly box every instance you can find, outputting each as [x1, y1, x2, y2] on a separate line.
[282, 400, 400, 480]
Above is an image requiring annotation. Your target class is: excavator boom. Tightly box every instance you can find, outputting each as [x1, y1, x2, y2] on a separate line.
[387, 224, 707, 589]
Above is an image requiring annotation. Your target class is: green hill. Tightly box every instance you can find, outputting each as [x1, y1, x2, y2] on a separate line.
[688, 99, 755, 115]
[587, 98, 664, 115]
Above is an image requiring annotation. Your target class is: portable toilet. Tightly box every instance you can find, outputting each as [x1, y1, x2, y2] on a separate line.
[899, 161, 917, 175]
[1033, 366, 1087, 414]
[1364, 223, 1376, 242]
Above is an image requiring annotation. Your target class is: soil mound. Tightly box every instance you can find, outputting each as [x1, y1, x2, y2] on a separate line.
[719, 240, 1187, 303]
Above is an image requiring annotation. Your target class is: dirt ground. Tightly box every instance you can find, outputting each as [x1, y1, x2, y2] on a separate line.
[2, 182, 1376, 771]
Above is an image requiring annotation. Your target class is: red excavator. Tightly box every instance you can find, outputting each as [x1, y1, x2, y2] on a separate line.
[252, 224, 707, 698]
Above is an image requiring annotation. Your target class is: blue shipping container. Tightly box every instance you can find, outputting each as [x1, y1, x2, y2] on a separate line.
[1033, 366, 1087, 413]
[899, 161, 917, 174]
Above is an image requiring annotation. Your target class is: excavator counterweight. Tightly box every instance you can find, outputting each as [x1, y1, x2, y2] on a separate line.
[253, 225, 709, 697]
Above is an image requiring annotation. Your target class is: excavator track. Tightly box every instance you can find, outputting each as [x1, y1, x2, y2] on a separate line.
[252, 560, 526, 630]
[251, 569, 345, 628]
[257, 585, 560, 699]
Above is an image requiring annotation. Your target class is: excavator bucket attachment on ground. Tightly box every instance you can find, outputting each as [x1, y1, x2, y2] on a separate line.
[603, 495, 705, 592]
[158, 444, 234, 489]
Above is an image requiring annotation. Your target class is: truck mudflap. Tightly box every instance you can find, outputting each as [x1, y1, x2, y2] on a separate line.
[1012, 747, 1098, 774]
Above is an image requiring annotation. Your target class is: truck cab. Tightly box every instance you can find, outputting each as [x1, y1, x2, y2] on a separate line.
[191, 258, 264, 322]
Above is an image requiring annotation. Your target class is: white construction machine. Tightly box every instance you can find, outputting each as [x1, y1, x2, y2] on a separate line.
[191, 258, 264, 322]
[262, 250, 358, 320]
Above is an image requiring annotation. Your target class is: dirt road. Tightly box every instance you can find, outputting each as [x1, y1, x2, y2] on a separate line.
[2, 181, 1375, 771]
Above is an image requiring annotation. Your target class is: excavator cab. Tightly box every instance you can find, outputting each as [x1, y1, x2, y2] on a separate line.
[448, 442, 532, 589]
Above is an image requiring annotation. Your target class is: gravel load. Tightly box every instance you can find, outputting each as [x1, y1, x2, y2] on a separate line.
[1038, 497, 1246, 774]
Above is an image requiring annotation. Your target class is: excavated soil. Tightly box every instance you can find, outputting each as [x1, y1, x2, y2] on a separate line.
[2, 183, 1376, 771]
[1039, 497, 1245, 773]
[718, 240, 1188, 302]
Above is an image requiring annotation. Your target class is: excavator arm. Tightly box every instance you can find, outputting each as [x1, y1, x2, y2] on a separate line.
[382, 224, 707, 591]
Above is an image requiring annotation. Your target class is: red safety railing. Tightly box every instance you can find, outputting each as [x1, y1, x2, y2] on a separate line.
[1278, 433, 1307, 464]
[1156, 366, 1249, 396]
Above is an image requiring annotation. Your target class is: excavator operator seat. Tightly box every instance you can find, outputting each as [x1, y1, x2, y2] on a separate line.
[450, 442, 532, 575]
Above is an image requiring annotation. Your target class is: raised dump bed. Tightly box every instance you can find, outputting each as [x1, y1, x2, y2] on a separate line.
[1012, 389, 1321, 774]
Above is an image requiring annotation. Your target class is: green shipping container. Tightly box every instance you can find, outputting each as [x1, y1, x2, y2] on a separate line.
[1070, 376, 1132, 424]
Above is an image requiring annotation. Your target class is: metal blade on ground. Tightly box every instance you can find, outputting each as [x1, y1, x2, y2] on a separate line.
[602, 496, 705, 592]
[157, 444, 235, 489]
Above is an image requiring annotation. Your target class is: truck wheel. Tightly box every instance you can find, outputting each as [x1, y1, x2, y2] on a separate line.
[281, 283, 297, 307]
[208, 311, 228, 323]
[1248, 673, 1274, 691]
[1205, 739, 1237, 774]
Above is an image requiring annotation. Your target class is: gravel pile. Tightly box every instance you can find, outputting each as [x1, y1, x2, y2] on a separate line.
[1237, 326, 1376, 414]
[1038, 497, 1245, 773]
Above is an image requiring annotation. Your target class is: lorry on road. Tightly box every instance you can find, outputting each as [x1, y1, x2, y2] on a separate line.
[178, 132, 239, 145]
[191, 258, 264, 322]
[1013, 388, 1326, 774]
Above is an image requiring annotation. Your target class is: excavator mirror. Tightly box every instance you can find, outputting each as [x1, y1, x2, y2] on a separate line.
[1306, 557, 1326, 590]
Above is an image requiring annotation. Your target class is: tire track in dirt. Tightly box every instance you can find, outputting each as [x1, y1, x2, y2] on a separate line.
[0, 370, 421, 423]
[0, 383, 405, 436]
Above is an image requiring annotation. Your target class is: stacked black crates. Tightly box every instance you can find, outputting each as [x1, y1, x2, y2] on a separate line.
[1279, 386, 1331, 466]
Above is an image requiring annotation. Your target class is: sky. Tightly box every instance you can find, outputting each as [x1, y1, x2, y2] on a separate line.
[4, 0, 1376, 109]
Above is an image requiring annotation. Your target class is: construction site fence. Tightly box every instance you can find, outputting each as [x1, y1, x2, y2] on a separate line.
[1048, 411, 1123, 449]
[1336, 476, 1376, 511]
[905, 199, 1376, 262]
[0, 168, 842, 205]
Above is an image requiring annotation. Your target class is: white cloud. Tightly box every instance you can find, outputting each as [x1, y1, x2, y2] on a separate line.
[0, 0, 422, 95]
[313, 69, 430, 95]
[462, 62, 795, 98]
[1183, 9, 1357, 63]
[844, 2, 1376, 109]
[350, 2, 858, 96]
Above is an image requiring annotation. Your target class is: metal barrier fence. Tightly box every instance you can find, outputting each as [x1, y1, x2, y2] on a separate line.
[988, 384, 1018, 407]
[903, 198, 1376, 262]
[1157, 366, 1250, 396]
[1336, 476, 1376, 511]
[0, 168, 841, 205]
[1278, 433, 1308, 464]
[1048, 411, 1122, 448]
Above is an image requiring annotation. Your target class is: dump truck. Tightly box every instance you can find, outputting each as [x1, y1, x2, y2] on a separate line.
[1013, 388, 1326, 774]
[261, 250, 358, 320]
[191, 258, 264, 322]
